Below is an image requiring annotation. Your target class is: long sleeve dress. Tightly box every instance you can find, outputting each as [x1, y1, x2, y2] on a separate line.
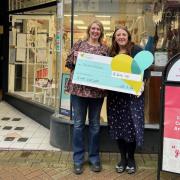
[107, 45, 148, 147]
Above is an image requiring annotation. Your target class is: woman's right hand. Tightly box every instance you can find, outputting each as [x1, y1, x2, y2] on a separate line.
[73, 51, 79, 64]
[74, 51, 79, 57]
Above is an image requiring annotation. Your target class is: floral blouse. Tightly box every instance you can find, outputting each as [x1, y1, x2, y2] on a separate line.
[65, 40, 109, 98]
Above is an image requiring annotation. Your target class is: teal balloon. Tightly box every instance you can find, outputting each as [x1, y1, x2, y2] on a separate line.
[132, 50, 154, 73]
[131, 61, 141, 74]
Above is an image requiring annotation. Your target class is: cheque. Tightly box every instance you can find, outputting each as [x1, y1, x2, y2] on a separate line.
[72, 51, 153, 95]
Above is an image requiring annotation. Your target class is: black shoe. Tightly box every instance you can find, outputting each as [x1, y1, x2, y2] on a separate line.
[90, 162, 102, 172]
[116, 160, 127, 173]
[73, 164, 83, 175]
[126, 159, 136, 174]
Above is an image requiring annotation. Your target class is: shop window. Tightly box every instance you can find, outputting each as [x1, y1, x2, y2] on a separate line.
[9, 15, 57, 105]
[71, 0, 157, 124]
[8, 3, 72, 110]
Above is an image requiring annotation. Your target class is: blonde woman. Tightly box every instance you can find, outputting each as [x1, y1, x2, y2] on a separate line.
[65, 20, 108, 175]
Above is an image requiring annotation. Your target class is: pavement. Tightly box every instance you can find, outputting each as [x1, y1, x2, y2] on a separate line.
[0, 150, 180, 180]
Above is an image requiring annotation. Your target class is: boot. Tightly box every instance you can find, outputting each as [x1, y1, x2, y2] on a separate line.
[116, 139, 127, 173]
[126, 141, 136, 174]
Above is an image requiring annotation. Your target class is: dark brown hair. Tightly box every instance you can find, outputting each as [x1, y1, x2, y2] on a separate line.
[86, 20, 104, 43]
[109, 26, 134, 57]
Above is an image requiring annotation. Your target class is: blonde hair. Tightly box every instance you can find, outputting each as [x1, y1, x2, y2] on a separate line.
[86, 20, 104, 43]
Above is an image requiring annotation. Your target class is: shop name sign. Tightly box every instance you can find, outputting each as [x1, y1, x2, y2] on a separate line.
[72, 51, 153, 95]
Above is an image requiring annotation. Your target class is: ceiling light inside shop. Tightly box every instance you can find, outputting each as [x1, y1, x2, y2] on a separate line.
[77, 26, 87, 30]
[95, 15, 111, 18]
[74, 20, 85, 24]
[104, 27, 111, 30]
[105, 32, 113, 36]
[100, 20, 110, 25]
[64, 14, 78, 17]
[77, 26, 110, 30]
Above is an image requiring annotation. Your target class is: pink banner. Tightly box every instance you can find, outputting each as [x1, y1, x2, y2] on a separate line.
[164, 86, 180, 139]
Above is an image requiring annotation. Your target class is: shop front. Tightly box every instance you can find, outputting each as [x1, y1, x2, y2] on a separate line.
[4, 0, 180, 152]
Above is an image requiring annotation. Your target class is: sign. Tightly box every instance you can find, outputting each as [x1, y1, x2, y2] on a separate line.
[167, 60, 180, 82]
[157, 53, 180, 179]
[154, 52, 168, 67]
[72, 51, 153, 95]
[162, 86, 180, 174]
[151, 71, 162, 77]
[60, 74, 71, 116]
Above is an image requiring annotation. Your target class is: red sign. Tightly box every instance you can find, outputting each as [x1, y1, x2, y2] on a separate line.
[164, 86, 180, 139]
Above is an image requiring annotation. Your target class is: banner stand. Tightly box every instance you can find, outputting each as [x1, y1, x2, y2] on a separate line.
[157, 53, 180, 179]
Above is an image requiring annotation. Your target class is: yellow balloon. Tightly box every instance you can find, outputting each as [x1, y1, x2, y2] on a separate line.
[111, 54, 133, 73]
[124, 80, 143, 94]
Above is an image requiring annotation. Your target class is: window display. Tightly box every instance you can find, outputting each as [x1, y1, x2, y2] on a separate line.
[9, 15, 57, 105]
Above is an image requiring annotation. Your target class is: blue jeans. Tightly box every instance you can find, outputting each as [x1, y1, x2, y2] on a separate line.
[71, 95, 104, 165]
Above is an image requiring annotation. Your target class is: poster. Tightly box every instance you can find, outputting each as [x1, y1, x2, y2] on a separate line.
[17, 33, 26, 47]
[37, 34, 47, 47]
[16, 48, 26, 62]
[16, 33, 26, 61]
[154, 52, 168, 66]
[60, 73, 71, 116]
[162, 86, 180, 174]
[37, 49, 47, 62]
[73, 51, 153, 95]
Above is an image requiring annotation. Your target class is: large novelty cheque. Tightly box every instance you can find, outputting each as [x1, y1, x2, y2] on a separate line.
[72, 51, 154, 95]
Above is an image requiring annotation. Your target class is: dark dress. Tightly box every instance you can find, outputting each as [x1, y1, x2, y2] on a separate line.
[107, 45, 146, 147]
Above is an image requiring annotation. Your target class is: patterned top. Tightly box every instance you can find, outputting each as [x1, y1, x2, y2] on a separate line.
[65, 40, 109, 98]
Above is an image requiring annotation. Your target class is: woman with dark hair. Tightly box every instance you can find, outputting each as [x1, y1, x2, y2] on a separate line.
[107, 26, 149, 174]
[65, 20, 108, 175]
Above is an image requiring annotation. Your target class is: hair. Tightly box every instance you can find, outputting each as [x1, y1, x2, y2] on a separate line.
[86, 20, 104, 43]
[109, 26, 135, 57]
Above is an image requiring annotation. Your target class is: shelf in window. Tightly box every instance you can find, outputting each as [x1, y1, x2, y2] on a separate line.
[9, 44, 16, 48]
[14, 62, 48, 65]
[15, 46, 47, 48]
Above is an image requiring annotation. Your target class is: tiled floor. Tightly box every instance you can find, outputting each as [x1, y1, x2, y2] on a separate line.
[0, 101, 59, 151]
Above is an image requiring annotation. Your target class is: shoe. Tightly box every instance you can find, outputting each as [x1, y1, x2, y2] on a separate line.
[126, 159, 136, 174]
[73, 164, 83, 175]
[90, 162, 102, 172]
[115, 160, 127, 173]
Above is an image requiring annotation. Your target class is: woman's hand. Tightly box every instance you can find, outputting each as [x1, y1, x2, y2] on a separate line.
[73, 51, 79, 64]
[74, 51, 79, 57]
[136, 82, 144, 98]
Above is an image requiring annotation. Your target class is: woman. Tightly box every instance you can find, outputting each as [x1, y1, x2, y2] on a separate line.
[107, 26, 149, 174]
[65, 20, 108, 175]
